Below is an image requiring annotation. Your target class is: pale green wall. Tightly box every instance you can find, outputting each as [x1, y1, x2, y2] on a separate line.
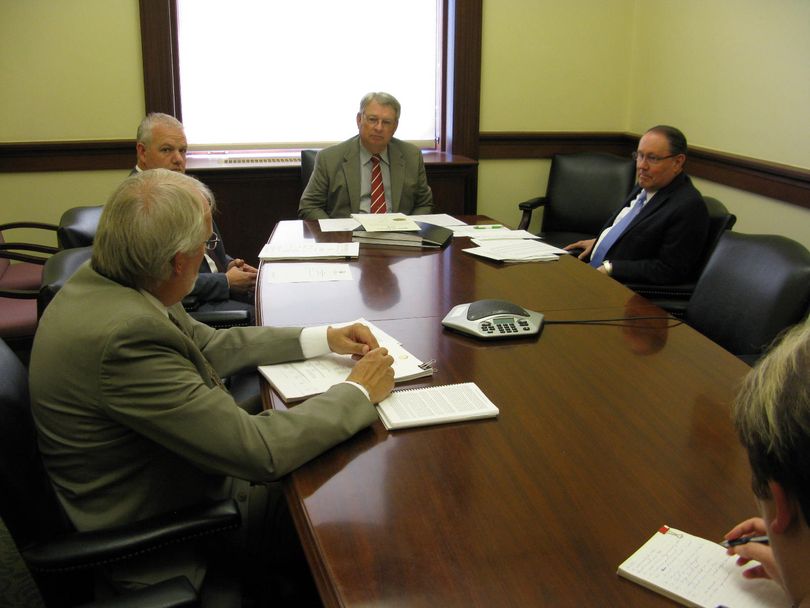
[0, 0, 143, 243]
[479, 0, 810, 249]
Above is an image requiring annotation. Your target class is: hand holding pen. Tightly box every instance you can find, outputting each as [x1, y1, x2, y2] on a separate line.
[723, 517, 783, 588]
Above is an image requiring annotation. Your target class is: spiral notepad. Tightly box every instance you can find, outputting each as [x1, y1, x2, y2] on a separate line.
[376, 382, 499, 430]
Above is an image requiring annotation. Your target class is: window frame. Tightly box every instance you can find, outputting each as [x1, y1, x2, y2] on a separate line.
[138, 0, 482, 159]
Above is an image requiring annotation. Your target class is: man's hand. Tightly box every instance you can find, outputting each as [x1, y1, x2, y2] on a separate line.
[724, 517, 783, 586]
[327, 323, 380, 358]
[564, 238, 596, 261]
[346, 347, 395, 404]
[225, 259, 258, 295]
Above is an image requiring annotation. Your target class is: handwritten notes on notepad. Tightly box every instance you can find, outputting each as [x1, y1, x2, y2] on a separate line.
[618, 526, 788, 607]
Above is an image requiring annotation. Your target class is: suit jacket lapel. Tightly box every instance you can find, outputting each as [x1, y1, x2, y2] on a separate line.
[342, 138, 362, 214]
[389, 140, 405, 211]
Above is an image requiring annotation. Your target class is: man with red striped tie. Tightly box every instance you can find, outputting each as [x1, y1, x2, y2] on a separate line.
[299, 92, 434, 220]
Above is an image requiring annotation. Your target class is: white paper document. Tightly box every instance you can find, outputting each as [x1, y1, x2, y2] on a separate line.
[469, 230, 541, 241]
[376, 382, 499, 430]
[351, 213, 420, 232]
[262, 263, 353, 284]
[463, 240, 564, 262]
[450, 224, 511, 237]
[412, 214, 468, 227]
[318, 218, 361, 232]
[258, 242, 359, 260]
[618, 526, 788, 608]
[258, 319, 433, 402]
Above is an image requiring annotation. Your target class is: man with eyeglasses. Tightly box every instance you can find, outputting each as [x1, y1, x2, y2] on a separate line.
[134, 113, 258, 321]
[565, 125, 710, 284]
[31, 169, 395, 601]
[298, 91, 434, 219]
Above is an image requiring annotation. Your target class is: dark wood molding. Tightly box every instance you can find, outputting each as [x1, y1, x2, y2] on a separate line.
[447, 0, 483, 160]
[0, 140, 133, 172]
[139, 0, 181, 116]
[480, 131, 810, 210]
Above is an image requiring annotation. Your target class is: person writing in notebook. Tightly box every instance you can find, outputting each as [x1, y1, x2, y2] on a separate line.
[298, 91, 434, 219]
[724, 321, 810, 607]
[564, 125, 709, 285]
[30, 169, 395, 602]
[134, 112, 258, 320]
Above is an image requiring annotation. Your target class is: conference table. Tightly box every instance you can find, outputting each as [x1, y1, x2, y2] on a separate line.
[257, 217, 757, 607]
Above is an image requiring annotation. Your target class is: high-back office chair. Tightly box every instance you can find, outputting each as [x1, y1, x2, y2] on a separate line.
[57, 205, 103, 249]
[516, 152, 636, 248]
[627, 196, 737, 315]
[300, 149, 318, 190]
[686, 231, 810, 365]
[0, 337, 241, 607]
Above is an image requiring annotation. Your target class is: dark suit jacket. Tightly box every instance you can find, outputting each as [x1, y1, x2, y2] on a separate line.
[596, 173, 709, 284]
[298, 136, 434, 219]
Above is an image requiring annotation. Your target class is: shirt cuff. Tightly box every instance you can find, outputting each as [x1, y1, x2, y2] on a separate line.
[341, 381, 371, 402]
[300, 325, 331, 358]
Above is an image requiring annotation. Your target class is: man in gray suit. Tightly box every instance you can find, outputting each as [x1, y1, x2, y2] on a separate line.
[135, 113, 257, 320]
[298, 92, 434, 219]
[30, 169, 394, 595]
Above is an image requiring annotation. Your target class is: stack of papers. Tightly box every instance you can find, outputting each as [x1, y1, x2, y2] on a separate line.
[351, 213, 420, 232]
[258, 319, 434, 402]
[258, 242, 359, 260]
[463, 239, 567, 262]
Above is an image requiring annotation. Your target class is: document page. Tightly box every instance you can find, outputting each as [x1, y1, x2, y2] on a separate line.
[376, 382, 499, 430]
[258, 242, 359, 260]
[262, 263, 353, 283]
[351, 213, 420, 232]
[618, 526, 788, 608]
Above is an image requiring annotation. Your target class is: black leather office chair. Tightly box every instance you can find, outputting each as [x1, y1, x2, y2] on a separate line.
[516, 152, 636, 248]
[57, 205, 104, 249]
[627, 196, 737, 316]
[0, 337, 241, 607]
[686, 231, 810, 365]
[300, 149, 318, 190]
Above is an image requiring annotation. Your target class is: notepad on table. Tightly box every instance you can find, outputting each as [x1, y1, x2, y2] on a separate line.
[617, 525, 788, 608]
[376, 382, 499, 430]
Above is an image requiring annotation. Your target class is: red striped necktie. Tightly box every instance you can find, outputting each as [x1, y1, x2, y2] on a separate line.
[370, 154, 387, 214]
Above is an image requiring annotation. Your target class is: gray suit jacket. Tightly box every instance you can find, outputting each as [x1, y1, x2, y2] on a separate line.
[29, 262, 376, 534]
[298, 136, 434, 219]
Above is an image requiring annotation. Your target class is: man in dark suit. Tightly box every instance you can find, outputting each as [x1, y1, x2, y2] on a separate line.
[298, 92, 434, 219]
[134, 113, 258, 320]
[565, 125, 709, 284]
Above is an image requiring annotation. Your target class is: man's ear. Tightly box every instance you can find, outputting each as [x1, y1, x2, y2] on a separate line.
[136, 142, 147, 167]
[170, 253, 184, 277]
[356, 112, 362, 129]
[768, 480, 798, 534]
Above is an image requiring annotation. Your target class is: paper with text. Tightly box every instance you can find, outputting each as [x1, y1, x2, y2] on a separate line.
[258, 242, 359, 260]
[618, 526, 788, 608]
[262, 263, 353, 283]
[377, 382, 499, 430]
[351, 213, 420, 232]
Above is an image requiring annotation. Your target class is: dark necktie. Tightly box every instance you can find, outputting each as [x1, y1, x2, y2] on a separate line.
[370, 154, 387, 214]
[590, 190, 647, 268]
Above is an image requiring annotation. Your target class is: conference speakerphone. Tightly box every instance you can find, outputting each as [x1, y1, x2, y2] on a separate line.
[441, 299, 544, 340]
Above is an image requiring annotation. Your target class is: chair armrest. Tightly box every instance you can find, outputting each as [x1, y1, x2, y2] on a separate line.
[23, 499, 240, 573]
[0, 287, 39, 299]
[80, 576, 199, 608]
[517, 196, 548, 231]
[626, 283, 696, 299]
[0, 221, 59, 232]
[189, 310, 251, 328]
[0, 243, 59, 264]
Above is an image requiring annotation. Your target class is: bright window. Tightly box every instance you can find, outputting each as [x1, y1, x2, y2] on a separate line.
[176, 0, 440, 150]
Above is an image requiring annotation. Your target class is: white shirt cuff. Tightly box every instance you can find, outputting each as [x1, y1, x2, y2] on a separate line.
[300, 325, 331, 358]
[341, 381, 371, 402]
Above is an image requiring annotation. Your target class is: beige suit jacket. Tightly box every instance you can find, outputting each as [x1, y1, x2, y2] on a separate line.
[30, 262, 376, 533]
[298, 135, 434, 219]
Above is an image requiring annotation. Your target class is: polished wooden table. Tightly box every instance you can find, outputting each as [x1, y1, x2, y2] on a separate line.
[257, 218, 755, 607]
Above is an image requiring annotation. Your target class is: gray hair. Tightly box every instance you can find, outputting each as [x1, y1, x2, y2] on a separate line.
[136, 113, 185, 146]
[359, 92, 401, 122]
[733, 320, 810, 524]
[92, 169, 213, 291]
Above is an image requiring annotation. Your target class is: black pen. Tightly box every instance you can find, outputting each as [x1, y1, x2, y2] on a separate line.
[720, 535, 769, 548]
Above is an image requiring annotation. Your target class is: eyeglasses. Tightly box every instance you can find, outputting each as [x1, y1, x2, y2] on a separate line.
[363, 114, 396, 129]
[632, 151, 678, 165]
[205, 233, 220, 251]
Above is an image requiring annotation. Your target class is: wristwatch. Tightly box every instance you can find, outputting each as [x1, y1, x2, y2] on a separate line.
[602, 260, 613, 276]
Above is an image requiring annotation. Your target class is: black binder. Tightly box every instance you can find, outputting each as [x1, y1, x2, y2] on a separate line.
[352, 221, 453, 248]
